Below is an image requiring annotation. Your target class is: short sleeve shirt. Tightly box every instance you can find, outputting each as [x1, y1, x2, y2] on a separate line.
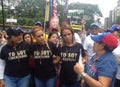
[85, 52, 118, 87]
[58, 43, 86, 83]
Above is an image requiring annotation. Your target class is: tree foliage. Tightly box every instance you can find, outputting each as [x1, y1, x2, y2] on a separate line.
[15, 0, 45, 25]
[57, 2, 65, 23]
[68, 2, 103, 29]
[0, 0, 46, 26]
[0, 0, 103, 28]
[69, 2, 103, 17]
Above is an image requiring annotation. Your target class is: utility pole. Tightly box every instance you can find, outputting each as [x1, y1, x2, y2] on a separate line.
[1, 0, 5, 29]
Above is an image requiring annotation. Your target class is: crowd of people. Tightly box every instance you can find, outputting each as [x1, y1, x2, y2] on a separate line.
[0, 16, 119, 87]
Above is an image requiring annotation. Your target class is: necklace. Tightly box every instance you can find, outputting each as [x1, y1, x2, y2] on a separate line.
[65, 43, 75, 53]
[40, 46, 44, 64]
[65, 46, 73, 53]
[36, 44, 44, 64]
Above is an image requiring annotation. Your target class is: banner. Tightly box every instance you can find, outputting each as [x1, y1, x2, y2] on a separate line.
[71, 24, 83, 30]
[45, 1, 50, 21]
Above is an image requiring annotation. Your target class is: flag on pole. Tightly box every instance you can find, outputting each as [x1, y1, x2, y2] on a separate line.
[50, 0, 53, 19]
[52, 0, 57, 17]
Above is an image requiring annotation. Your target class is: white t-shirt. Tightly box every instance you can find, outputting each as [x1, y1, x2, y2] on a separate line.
[74, 33, 82, 44]
[113, 40, 120, 79]
[83, 34, 95, 61]
[0, 40, 6, 79]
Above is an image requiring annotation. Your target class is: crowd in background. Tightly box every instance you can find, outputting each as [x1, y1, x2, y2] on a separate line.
[0, 16, 119, 87]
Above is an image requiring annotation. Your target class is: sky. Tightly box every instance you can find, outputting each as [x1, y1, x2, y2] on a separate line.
[69, 0, 118, 23]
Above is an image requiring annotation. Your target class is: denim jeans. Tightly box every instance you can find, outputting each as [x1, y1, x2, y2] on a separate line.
[4, 74, 30, 87]
[35, 77, 56, 87]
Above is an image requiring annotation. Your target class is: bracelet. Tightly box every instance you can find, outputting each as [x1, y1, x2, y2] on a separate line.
[81, 72, 87, 78]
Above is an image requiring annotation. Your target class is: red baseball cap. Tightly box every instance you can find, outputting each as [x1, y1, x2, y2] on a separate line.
[91, 33, 118, 49]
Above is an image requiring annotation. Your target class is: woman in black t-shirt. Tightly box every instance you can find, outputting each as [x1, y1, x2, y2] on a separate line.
[32, 26, 59, 87]
[0, 28, 32, 87]
[58, 26, 86, 87]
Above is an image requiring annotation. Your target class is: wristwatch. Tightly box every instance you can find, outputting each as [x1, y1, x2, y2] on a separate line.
[81, 72, 87, 78]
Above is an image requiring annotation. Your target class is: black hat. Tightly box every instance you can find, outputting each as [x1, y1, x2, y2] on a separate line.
[7, 27, 20, 37]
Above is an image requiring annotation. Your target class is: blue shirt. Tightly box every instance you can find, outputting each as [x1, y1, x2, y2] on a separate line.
[85, 52, 118, 87]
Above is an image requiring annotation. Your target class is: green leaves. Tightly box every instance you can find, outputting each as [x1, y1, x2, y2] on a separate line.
[14, 0, 46, 25]
[68, 2, 103, 29]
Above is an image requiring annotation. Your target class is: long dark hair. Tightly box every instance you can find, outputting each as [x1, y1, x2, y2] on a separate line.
[23, 32, 33, 44]
[48, 31, 58, 39]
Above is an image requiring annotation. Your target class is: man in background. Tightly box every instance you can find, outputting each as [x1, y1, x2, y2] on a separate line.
[83, 23, 101, 63]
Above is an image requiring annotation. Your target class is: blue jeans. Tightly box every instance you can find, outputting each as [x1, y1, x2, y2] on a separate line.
[60, 81, 81, 87]
[35, 77, 56, 87]
[4, 74, 30, 87]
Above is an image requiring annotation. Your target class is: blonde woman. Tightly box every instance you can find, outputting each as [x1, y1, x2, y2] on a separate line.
[32, 26, 59, 87]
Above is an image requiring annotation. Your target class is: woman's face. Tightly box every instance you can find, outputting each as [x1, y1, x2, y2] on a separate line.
[93, 42, 103, 53]
[50, 18, 59, 29]
[24, 34, 32, 44]
[11, 34, 22, 45]
[49, 33, 58, 45]
[34, 30, 45, 44]
[62, 29, 73, 44]
[1, 30, 7, 36]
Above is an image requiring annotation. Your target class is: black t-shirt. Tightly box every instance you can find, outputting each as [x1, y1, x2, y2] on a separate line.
[58, 42, 86, 84]
[0, 42, 32, 77]
[32, 41, 58, 80]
